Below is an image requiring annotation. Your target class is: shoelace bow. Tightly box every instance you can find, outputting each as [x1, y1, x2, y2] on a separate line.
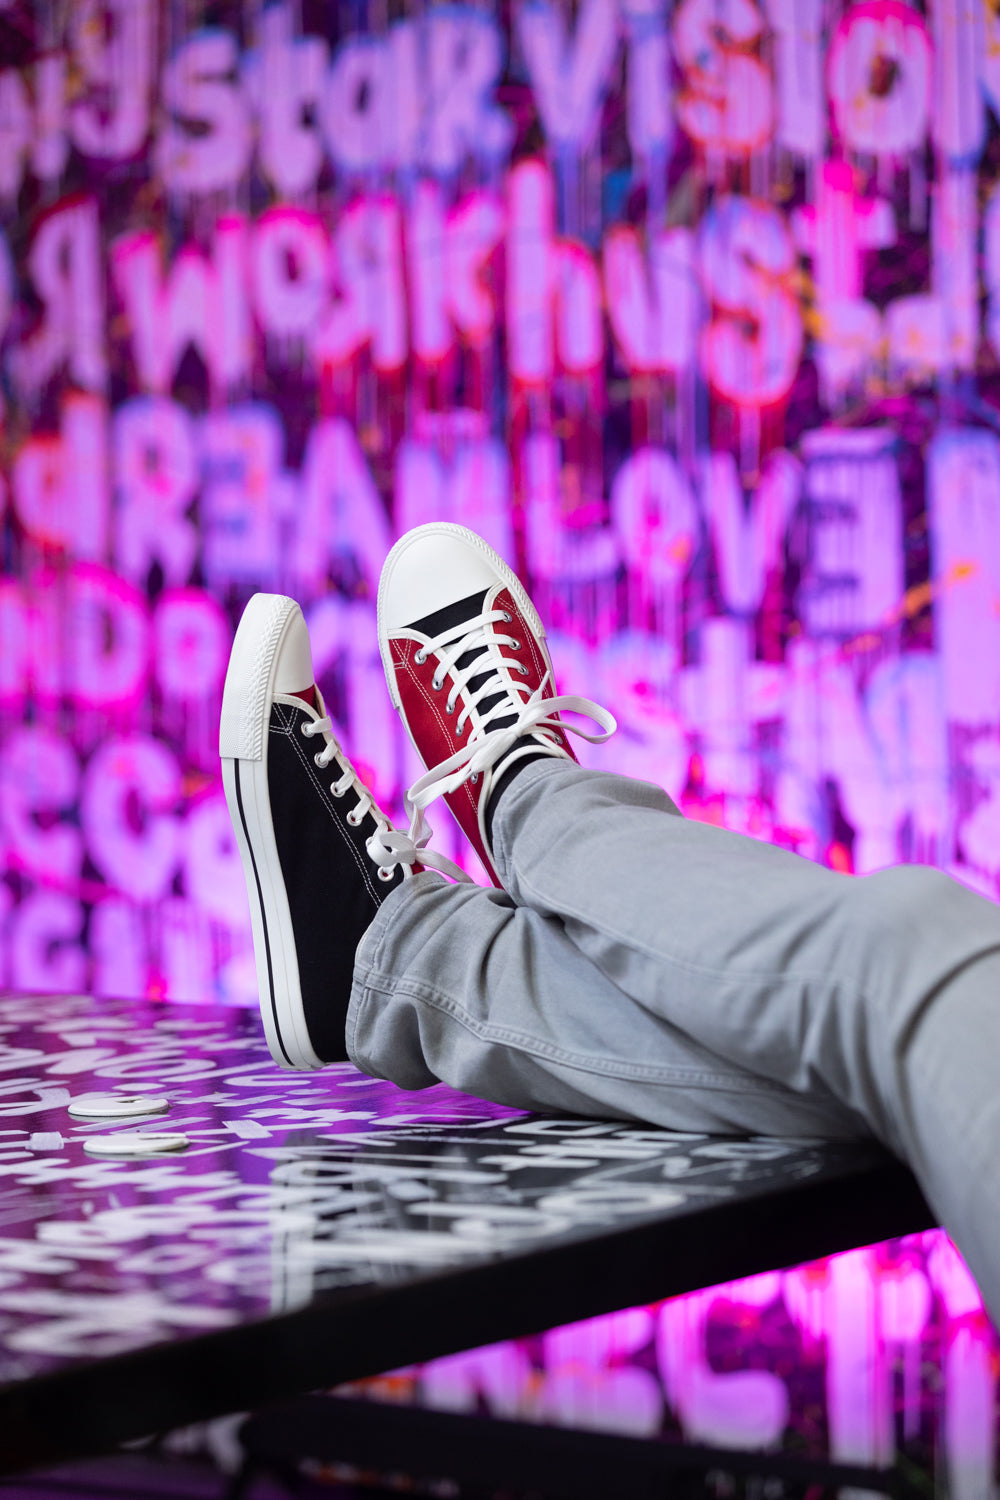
[301, 715, 469, 883]
[403, 608, 617, 843]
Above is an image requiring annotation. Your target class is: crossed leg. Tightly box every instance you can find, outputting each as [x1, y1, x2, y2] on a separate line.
[222, 530, 1000, 1328]
[350, 760, 1000, 1322]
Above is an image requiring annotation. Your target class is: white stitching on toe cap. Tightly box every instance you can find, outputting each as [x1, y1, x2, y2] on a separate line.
[234, 596, 297, 762]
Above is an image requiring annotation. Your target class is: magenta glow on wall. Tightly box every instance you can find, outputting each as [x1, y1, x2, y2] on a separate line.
[0, 0, 998, 1002]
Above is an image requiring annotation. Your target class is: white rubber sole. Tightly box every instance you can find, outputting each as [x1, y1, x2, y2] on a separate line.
[220, 595, 325, 1072]
[377, 522, 550, 715]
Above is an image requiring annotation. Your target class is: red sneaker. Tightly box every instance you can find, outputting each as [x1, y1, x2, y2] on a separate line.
[377, 524, 616, 886]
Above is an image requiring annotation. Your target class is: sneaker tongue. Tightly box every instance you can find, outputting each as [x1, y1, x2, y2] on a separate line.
[407, 588, 516, 732]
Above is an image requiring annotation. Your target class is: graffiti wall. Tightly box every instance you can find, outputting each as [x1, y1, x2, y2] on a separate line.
[1, 0, 999, 1003]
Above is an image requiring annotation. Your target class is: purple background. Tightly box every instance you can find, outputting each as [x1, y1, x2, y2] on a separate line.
[0, 0, 998, 1003]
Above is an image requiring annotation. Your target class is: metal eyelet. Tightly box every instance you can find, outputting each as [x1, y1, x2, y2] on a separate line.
[300, 722, 312, 737]
[432, 676, 443, 691]
[445, 700, 455, 714]
[470, 772, 480, 784]
[377, 866, 395, 882]
[314, 752, 325, 766]
[502, 611, 512, 622]
[346, 809, 362, 827]
[511, 640, 521, 650]
[415, 650, 427, 664]
[330, 783, 346, 798]
[518, 663, 530, 675]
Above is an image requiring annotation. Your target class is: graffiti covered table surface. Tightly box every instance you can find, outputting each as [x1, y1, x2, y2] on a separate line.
[0, 990, 932, 1473]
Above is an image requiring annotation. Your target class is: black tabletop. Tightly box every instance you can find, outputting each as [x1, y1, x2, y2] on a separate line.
[0, 990, 933, 1473]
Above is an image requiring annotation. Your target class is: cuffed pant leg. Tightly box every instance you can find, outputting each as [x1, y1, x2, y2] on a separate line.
[346, 871, 868, 1139]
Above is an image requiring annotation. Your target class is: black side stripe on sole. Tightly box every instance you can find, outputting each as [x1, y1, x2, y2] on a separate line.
[234, 758, 294, 1068]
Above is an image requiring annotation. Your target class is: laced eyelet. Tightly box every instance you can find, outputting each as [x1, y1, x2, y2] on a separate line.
[346, 809, 363, 827]
[330, 783, 346, 798]
[470, 772, 480, 784]
[432, 677, 443, 691]
[313, 752, 324, 767]
[377, 866, 395, 882]
[415, 650, 427, 664]
[445, 699, 455, 714]
[502, 611, 512, 622]
[300, 721, 313, 737]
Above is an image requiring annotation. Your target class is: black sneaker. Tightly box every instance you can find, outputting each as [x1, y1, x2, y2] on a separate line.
[220, 593, 442, 1069]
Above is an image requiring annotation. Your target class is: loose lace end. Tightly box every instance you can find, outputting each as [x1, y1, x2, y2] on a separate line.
[405, 679, 618, 815]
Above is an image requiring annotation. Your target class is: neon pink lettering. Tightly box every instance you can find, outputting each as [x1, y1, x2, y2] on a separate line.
[699, 195, 802, 407]
[81, 736, 180, 901]
[112, 219, 250, 394]
[828, 0, 931, 158]
[69, 0, 154, 160]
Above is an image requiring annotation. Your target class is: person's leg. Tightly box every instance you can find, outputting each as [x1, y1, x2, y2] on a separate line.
[489, 757, 1000, 1322]
[347, 868, 868, 1140]
[220, 592, 860, 1140]
[379, 524, 1000, 1322]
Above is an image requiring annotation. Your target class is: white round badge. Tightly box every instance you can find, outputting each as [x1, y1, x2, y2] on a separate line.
[83, 1132, 189, 1158]
[68, 1094, 170, 1121]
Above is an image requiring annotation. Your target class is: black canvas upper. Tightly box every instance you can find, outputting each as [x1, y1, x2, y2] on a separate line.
[266, 699, 403, 1063]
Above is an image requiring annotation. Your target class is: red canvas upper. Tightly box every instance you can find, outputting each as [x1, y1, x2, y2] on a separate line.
[387, 585, 575, 884]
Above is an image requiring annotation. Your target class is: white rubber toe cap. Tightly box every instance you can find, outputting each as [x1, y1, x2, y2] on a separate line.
[220, 593, 314, 761]
[378, 524, 505, 630]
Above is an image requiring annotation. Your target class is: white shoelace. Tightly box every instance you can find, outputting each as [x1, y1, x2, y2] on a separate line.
[301, 715, 470, 884]
[403, 609, 617, 839]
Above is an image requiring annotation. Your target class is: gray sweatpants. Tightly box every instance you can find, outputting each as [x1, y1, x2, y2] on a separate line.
[347, 760, 1000, 1321]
